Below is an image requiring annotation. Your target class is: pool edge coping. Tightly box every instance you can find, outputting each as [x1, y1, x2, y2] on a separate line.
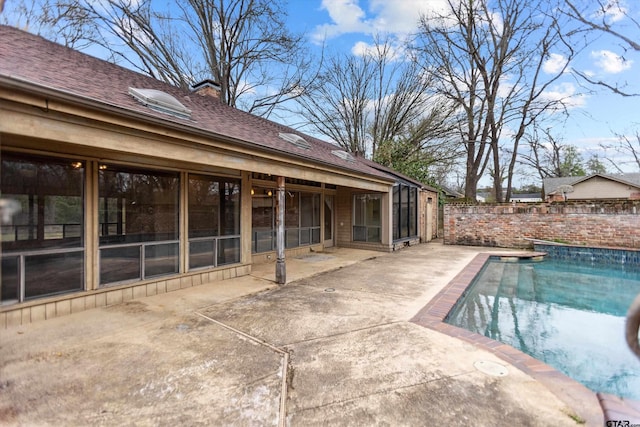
[410, 252, 605, 426]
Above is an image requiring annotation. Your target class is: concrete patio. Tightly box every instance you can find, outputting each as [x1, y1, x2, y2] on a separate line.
[0, 242, 600, 426]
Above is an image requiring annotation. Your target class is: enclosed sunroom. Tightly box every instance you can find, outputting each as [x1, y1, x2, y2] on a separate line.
[0, 25, 437, 326]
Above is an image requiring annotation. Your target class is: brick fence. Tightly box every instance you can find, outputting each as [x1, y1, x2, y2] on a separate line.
[444, 200, 640, 249]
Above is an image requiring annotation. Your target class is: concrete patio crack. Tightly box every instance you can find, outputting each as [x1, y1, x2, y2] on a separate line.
[296, 282, 414, 300]
[289, 370, 475, 417]
[282, 321, 404, 347]
[194, 311, 289, 427]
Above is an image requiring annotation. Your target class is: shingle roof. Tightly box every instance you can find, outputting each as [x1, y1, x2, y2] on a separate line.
[0, 25, 393, 183]
[542, 176, 583, 194]
[356, 156, 438, 191]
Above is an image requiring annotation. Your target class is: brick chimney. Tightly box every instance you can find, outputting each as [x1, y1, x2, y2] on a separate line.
[190, 79, 222, 101]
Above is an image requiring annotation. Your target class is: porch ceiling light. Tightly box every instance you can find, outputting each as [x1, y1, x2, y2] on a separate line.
[128, 87, 192, 120]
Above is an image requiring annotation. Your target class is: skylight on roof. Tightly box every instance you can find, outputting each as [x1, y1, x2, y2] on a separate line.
[279, 132, 311, 149]
[128, 87, 191, 119]
[331, 149, 356, 163]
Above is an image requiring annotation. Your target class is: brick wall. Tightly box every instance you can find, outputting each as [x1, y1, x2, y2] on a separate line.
[444, 200, 640, 249]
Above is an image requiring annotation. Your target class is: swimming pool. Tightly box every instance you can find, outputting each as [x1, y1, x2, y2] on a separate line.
[446, 256, 640, 400]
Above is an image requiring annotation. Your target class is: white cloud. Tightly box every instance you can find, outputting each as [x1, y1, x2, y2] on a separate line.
[312, 0, 371, 43]
[541, 82, 587, 109]
[593, 0, 627, 24]
[368, 0, 449, 33]
[591, 50, 633, 74]
[351, 41, 374, 57]
[312, 0, 453, 43]
[350, 40, 404, 60]
[543, 53, 568, 74]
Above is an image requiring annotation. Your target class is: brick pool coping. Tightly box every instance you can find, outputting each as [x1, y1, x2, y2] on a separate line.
[410, 252, 605, 426]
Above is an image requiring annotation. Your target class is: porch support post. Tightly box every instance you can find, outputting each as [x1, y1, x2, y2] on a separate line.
[275, 175, 286, 284]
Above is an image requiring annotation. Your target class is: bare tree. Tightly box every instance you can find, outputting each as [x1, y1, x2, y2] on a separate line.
[295, 38, 461, 182]
[415, 0, 577, 202]
[564, 0, 640, 97]
[519, 128, 586, 180]
[601, 131, 640, 172]
[3, 0, 314, 117]
[1, 0, 95, 49]
[563, 1, 640, 173]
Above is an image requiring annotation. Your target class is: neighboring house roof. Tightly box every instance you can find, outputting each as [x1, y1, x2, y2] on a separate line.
[542, 176, 581, 195]
[0, 25, 393, 183]
[440, 185, 463, 198]
[473, 191, 542, 202]
[620, 173, 640, 186]
[544, 173, 640, 195]
[509, 193, 542, 202]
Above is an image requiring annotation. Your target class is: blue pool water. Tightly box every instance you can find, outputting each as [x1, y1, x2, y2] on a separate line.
[446, 257, 640, 399]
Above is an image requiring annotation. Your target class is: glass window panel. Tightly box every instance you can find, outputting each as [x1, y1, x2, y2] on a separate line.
[400, 212, 409, 237]
[189, 240, 215, 269]
[401, 185, 410, 238]
[300, 193, 320, 227]
[313, 194, 320, 226]
[252, 190, 273, 229]
[189, 175, 219, 238]
[285, 192, 299, 228]
[252, 189, 274, 253]
[254, 230, 274, 253]
[25, 251, 83, 299]
[353, 225, 367, 242]
[221, 181, 241, 236]
[367, 226, 381, 243]
[353, 195, 366, 226]
[353, 194, 381, 243]
[99, 166, 179, 245]
[100, 246, 141, 284]
[300, 228, 310, 245]
[285, 229, 299, 248]
[393, 186, 400, 240]
[324, 198, 333, 241]
[145, 243, 179, 278]
[409, 188, 417, 237]
[1, 256, 20, 303]
[368, 195, 382, 227]
[1, 154, 84, 251]
[44, 195, 83, 240]
[311, 228, 321, 244]
[217, 238, 240, 265]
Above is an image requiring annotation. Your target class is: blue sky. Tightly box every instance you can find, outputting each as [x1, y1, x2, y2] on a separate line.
[285, 0, 640, 180]
[4, 0, 637, 185]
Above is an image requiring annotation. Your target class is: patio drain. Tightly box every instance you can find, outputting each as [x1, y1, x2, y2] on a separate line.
[176, 323, 190, 332]
[324, 288, 335, 293]
[474, 360, 508, 377]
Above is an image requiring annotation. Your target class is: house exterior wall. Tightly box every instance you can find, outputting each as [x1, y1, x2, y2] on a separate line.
[566, 177, 640, 200]
[420, 190, 438, 243]
[547, 176, 640, 201]
[1, 263, 251, 329]
[0, 78, 440, 326]
[335, 188, 393, 252]
[444, 201, 640, 249]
